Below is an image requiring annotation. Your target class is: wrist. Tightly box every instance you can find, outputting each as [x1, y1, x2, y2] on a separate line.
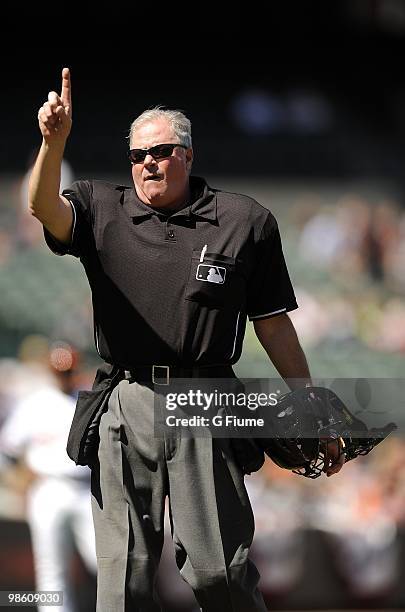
[42, 137, 67, 155]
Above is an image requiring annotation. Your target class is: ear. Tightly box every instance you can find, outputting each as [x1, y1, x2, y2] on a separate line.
[186, 147, 194, 171]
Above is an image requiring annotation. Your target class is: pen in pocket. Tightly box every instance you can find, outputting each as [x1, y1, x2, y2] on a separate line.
[200, 244, 207, 263]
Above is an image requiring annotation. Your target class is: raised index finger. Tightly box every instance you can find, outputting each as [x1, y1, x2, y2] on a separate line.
[60, 67, 72, 111]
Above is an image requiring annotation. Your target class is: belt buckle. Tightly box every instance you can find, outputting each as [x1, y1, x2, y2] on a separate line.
[152, 365, 170, 386]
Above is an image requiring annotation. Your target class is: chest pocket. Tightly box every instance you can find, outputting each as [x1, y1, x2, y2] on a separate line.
[185, 250, 245, 308]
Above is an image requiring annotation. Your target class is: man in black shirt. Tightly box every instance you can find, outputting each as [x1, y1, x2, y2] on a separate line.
[29, 68, 344, 612]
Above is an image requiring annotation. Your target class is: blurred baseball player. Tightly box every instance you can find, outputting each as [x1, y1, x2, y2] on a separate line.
[0, 342, 96, 612]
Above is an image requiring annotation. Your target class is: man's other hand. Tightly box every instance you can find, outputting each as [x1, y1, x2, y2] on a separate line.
[321, 437, 345, 477]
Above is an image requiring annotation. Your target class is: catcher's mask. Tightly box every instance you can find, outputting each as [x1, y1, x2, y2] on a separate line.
[257, 387, 397, 479]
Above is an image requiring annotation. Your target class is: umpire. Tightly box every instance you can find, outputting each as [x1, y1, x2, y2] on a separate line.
[28, 68, 344, 612]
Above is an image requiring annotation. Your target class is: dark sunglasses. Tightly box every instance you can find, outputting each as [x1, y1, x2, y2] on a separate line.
[127, 143, 188, 164]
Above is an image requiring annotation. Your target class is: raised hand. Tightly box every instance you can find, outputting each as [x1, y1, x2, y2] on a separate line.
[38, 68, 72, 144]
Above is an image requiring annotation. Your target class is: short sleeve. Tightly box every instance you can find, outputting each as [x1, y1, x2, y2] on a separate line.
[43, 180, 93, 258]
[247, 213, 298, 321]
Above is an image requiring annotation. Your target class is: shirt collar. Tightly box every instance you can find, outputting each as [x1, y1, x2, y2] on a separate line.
[189, 177, 217, 221]
[121, 176, 217, 222]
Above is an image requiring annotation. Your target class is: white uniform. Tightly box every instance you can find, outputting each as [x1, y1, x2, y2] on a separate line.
[0, 384, 96, 612]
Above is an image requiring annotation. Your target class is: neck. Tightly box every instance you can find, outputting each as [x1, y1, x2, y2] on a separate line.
[136, 184, 191, 212]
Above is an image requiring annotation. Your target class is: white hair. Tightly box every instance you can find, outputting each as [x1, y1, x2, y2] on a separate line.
[128, 106, 192, 148]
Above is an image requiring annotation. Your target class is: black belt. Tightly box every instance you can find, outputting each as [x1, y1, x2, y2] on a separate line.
[124, 364, 234, 385]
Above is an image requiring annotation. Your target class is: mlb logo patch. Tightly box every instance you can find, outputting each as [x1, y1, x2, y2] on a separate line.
[196, 264, 226, 284]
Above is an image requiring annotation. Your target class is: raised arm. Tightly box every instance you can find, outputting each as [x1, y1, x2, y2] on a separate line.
[28, 68, 74, 244]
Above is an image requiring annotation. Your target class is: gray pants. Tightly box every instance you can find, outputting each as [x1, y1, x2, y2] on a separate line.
[91, 378, 267, 612]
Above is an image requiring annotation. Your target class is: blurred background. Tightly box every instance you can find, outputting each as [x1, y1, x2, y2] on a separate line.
[1, 2, 405, 610]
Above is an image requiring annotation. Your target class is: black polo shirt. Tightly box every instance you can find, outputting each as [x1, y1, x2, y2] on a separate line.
[44, 176, 298, 368]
